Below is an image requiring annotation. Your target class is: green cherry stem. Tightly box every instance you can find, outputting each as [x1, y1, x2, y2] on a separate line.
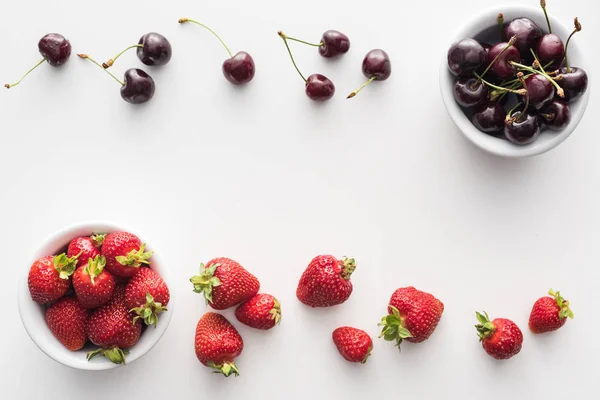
[278, 31, 307, 83]
[564, 17, 582, 72]
[505, 101, 524, 123]
[103, 44, 143, 69]
[529, 49, 546, 74]
[517, 72, 530, 120]
[4, 58, 46, 89]
[497, 13, 505, 41]
[347, 76, 376, 99]
[78, 54, 125, 86]
[179, 18, 233, 58]
[509, 61, 564, 97]
[477, 34, 517, 82]
[474, 72, 527, 95]
[540, 0, 552, 33]
[283, 35, 323, 47]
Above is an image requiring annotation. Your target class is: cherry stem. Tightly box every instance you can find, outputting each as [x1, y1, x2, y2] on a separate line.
[477, 35, 517, 83]
[77, 54, 125, 86]
[497, 13, 505, 41]
[564, 18, 581, 73]
[4, 58, 46, 89]
[517, 73, 530, 119]
[103, 44, 143, 69]
[510, 61, 564, 97]
[540, 0, 552, 33]
[284, 35, 323, 48]
[506, 101, 523, 122]
[474, 72, 526, 95]
[278, 31, 306, 83]
[529, 49, 546, 74]
[347, 76, 377, 99]
[179, 18, 233, 58]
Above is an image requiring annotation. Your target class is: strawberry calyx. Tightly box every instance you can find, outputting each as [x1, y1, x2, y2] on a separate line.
[475, 311, 496, 341]
[189, 263, 222, 304]
[378, 305, 413, 349]
[269, 297, 282, 325]
[90, 233, 106, 247]
[207, 360, 240, 377]
[86, 347, 129, 364]
[361, 344, 373, 364]
[340, 257, 356, 280]
[130, 292, 168, 327]
[548, 288, 574, 320]
[53, 252, 81, 279]
[83, 255, 106, 285]
[115, 243, 153, 268]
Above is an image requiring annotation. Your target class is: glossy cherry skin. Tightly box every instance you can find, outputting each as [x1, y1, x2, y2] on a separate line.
[447, 38, 486, 77]
[536, 34, 564, 71]
[305, 74, 335, 101]
[487, 42, 520, 79]
[504, 18, 542, 56]
[362, 49, 391, 81]
[222, 51, 255, 85]
[120, 69, 155, 104]
[523, 74, 554, 109]
[504, 111, 541, 145]
[38, 33, 71, 66]
[454, 78, 488, 108]
[540, 99, 571, 130]
[137, 32, 172, 66]
[319, 30, 350, 57]
[559, 67, 588, 101]
[472, 102, 506, 134]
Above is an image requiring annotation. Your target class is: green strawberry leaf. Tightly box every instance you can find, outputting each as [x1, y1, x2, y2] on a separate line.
[53, 252, 79, 279]
[130, 292, 168, 327]
[189, 263, 221, 305]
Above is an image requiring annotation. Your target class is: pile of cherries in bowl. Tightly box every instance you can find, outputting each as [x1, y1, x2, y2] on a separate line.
[447, 1, 588, 145]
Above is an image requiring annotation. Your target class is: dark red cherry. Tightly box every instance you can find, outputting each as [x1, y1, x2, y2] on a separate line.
[559, 67, 588, 101]
[536, 34, 565, 71]
[319, 30, 350, 57]
[453, 78, 488, 108]
[540, 99, 571, 130]
[523, 74, 554, 109]
[137, 32, 172, 66]
[447, 38, 486, 77]
[487, 42, 520, 79]
[504, 18, 542, 57]
[38, 33, 71, 66]
[362, 49, 391, 80]
[305, 74, 335, 101]
[472, 102, 506, 134]
[120, 68, 155, 104]
[504, 111, 541, 145]
[222, 51, 255, 85]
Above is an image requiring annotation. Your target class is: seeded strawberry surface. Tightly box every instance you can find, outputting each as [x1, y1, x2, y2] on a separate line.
[195, 312, 243, 376]
[45, 297, 89, 351]
[102, 232, 152, 278]
[73, 256, 116, 309]
[125, 267, 170, 326]
[296, 255, 355, 307]
[332, 327, 373, 363]
[28, 255, 73, 304]
[235, 293, 281, 330]
[67, 236, 101, 268]
[529, 289, 574, 334]
[476, 312, 523, 360]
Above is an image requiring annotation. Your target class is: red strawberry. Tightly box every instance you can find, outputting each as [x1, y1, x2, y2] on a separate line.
[28, 253, 79, 304]
[235, 293, 281, 330]
[67, 234, 105, 268]
[296, 255, 355, 307]
[125, 267, 170, 327]
[45, 297, 89, 351]
[194, 312, 243, 377]
[475, 311, 523, 360]
[73, 255, 116, 309]
[332, 327, 373, 363]
[101, 232, 153, 278]
[190, 257, 260, 310]
[86, 286, 142, 364]
[529, 288, 574, 333]
[378, 286, 444, 349]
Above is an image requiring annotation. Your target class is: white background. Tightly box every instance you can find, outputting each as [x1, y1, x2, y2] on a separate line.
[1, 0, 599, 398]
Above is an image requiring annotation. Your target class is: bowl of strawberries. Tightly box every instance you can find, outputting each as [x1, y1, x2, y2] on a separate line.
[18, 222, 173, 370]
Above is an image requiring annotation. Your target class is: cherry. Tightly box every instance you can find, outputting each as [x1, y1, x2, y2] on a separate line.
[523, 74, 554, 109]
[472, 102, 506, 134]
[103, 33, 172, 69]
[487, 42, 520, 79]
[5, 33, 71, 89]
[319, 30, 350, 57]
[347, 49, 391, 98]
[179, 18, 255, 85]
[454, 77, 488, 107]
[558, 18, 587, 101]
[536, 34, 564, 71]
[447, 38, 486, 77]
[504, 18, 542, 57]
[504, 110, 541, 145]
[540, 99, 571, 130]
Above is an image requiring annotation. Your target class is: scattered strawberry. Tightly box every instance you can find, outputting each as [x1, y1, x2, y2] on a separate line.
[529, 288, 574, 333]
[296, 255, 355, 307]
[235, 293, 281, 330]
[332, 326, 373, 363]
[28, 253, 79, 304]
[67, 234, 105, 268]
[101, 232, 153, 278]
[45, 297, 89, 351]
[378, 286, 444, 349]
[475, 311, 523, 360]
[195, 312, 243, 377]
[86, 286, 142, 364]
[190, 257, 260, 310]
[125, 267, 170, 327]
[73, 255, 116, 309]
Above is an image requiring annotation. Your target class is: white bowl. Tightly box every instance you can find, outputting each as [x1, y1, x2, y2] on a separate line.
[440, 5, 591, 157]
[18, 221, 174, 370]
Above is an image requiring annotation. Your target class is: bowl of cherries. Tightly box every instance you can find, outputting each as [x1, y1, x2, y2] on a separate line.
[440, 1, 590, 157]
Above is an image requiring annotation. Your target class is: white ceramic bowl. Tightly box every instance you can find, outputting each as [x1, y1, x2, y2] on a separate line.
[440, 5, 591, 157]
[18, 222, 174, 370]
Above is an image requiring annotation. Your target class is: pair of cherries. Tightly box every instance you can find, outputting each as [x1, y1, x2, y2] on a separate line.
[277, 30, 391, 101]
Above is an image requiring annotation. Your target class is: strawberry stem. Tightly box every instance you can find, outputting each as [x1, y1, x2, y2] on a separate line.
[548, 289, 574, 320]
[207, 360, 240, 377]
[130, 292, 168, 327]
[378, 305, 413, 350]
[190, 263, 222, 304]
[86, 347, 129, 364]
[340, 257, 356, 280]
[474, 311, 496, 341]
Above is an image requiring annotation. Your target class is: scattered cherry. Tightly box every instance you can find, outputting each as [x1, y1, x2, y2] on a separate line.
[540, 99, 571, 130]
[504, 110, 541, 145]
[347, 49, 391, 99]
[447, 38, 487, 77]
[487, 42, 520, 79]
[276, 30, 350, 58]
[103, 32, 172, 69]
[504, 17, 542, 57]
[472, 102, 506, 134]
[179, 18, 255, 85]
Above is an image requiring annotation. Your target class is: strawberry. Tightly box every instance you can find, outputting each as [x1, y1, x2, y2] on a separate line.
[45, 297, 89, 351]
[101, 232, 153, 278]
[332, 327, 373, 363]
[296, 255, 355, 307]
[194, 312, 243, 377]
[86, 286, 142, 364]
[190, 257, 260, 310]
[67, 234, 105, 268]
[378, 286, 444, 349]
[529, 288, 574, 333]
[125, 267, 170, 327]
[28, 253, 79, 304]
[73, 255, 116, 309]
[235, 293, 281, 330]
[475, 311, 523, 360]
